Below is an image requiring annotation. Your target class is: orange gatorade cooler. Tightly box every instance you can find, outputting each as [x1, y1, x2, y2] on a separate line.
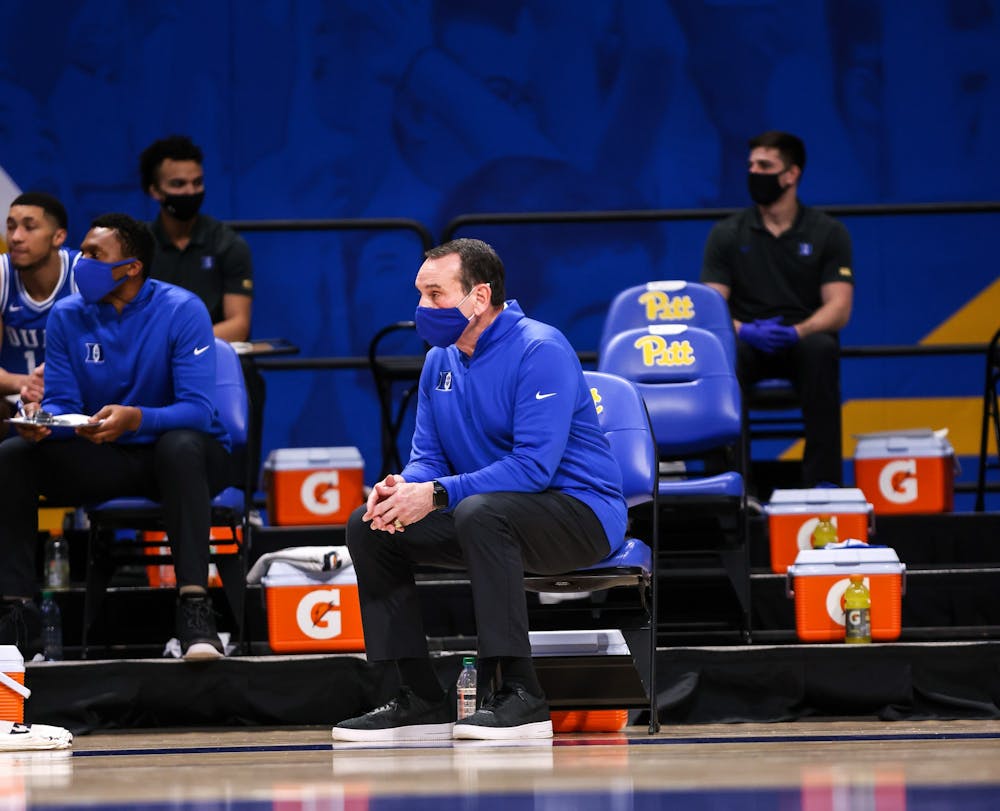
[143, 526, 242, 588]
[528, 630, 634, 732]
[551, 709, 629, 733]
[0, 646, 29, 723]
[766, 488, 874, 573]
[853, 430, 956, 514]
[263, 447, 365, 526]
[262, 561, 365, 653]
[786, 545, 905, 642]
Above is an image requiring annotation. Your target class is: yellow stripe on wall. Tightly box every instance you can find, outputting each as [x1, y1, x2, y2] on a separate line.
[922, 277, 1000, 344]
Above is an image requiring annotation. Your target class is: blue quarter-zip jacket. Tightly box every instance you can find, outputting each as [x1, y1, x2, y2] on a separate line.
[401, 301, 627, 551]
[42, 279, 230, 449]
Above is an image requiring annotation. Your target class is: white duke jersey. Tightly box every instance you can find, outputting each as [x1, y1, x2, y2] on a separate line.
[0, 248, 80, 376]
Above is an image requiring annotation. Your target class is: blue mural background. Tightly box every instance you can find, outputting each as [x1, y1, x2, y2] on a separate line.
[1, 0, 998, 488]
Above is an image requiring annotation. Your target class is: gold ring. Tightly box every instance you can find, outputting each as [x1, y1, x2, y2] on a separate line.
[393, 519, 404, 530]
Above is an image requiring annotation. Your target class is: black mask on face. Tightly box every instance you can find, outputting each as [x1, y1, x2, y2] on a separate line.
[747, 171, 786, 206]
[161, 191, 205, 221]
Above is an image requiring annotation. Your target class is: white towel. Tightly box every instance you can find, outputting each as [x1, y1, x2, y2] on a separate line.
[0, 722, 72, 751]
[245, 546, 352, 585]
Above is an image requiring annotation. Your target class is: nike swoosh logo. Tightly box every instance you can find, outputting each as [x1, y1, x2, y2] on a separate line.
[535, 391, 557, 400]
[8, 304, 21, 311]
[193, 345, 210, 356]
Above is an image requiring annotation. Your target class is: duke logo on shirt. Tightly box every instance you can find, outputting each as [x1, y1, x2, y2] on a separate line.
[436, 371, 453, 391]
[85, 342, 104, 363]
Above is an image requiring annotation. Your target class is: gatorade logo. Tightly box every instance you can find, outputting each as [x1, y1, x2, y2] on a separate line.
[296, 589, 342, 639]
[796, 515, 837, 551]
[825, 576, 869, 626]
[634, 335, 695, 367]
[878, 459, 918, 504]
[300, 470, 342, 515]
[638, 291, 695, 322]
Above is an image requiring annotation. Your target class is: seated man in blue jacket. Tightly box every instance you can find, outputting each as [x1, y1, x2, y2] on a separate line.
[333, 238, 627, 742]
[0, 213, 233, 660]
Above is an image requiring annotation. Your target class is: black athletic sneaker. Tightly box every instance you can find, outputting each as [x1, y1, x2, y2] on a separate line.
[0, 599, 42, 659]
[175, 593, 224, 660]
[331, 687, 454, 742]
[453, 685, 553, 740]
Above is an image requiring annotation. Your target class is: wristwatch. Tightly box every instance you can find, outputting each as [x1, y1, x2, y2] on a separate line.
[432, 480, 449, 511]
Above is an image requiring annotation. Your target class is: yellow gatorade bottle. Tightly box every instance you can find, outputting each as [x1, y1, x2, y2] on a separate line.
[811, 514, 838, 549]
[844, 574, 872, 644]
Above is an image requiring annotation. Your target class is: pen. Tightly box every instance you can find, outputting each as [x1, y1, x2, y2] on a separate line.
[15, 399, 26, 419]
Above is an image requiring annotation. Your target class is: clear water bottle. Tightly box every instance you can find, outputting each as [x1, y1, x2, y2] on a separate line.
[44, 535, 71, 590]
[40, 591, 63, 661]
[456, 656, 477, 720]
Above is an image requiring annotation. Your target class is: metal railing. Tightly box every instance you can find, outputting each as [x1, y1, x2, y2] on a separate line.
[229, 216, 435, 252]
[441, 200, 1000, 241]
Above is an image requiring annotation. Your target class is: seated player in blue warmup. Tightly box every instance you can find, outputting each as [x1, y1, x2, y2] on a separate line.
[333, 238, 627, 742]
[1, 193, 80, 427]
[0, 213, 234, 660]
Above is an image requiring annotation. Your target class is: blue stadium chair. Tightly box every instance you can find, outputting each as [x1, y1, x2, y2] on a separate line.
[524, 370, 659, 733]
[599, 280, 735, 366]
[599, 280, 804, 485]
[81, 338, 252, 655]
[599, 325, 751, 642]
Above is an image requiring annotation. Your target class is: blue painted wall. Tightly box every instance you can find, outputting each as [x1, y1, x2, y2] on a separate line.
[1, 0, 998, 487]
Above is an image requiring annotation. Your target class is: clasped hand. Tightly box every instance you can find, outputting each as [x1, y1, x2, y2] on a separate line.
[363, 474, 434, 534]
[738, 316, 799, 353]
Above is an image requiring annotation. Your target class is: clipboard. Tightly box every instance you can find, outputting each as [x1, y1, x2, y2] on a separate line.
[229, 338, 299, 357]
[6, 414, 104, 429]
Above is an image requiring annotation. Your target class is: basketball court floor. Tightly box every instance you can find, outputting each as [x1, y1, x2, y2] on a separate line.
[5, 719, 1000, 809]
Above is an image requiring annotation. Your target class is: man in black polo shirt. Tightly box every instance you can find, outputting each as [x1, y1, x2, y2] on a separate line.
[140, 135, 264, 474]
[140, 135, 254, 341]
[701, 131, 854, 487]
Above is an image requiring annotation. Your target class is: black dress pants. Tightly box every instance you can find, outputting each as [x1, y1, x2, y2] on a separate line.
[346, 490, 611, 661]
[737, 331, 843, 487]
[0, 430, 233, 596]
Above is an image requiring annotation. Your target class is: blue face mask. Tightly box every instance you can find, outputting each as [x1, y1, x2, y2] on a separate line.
[414, 286, 480, 348]
[75, 257, 135, 304]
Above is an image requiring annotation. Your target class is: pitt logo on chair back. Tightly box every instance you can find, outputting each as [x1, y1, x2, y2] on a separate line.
[637, 290, 695, 322]
[634, 333, 696, 367]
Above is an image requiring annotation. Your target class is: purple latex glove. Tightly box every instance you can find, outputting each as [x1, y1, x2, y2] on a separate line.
[770, 323, 800, 349]
[738, 316, 785, 353]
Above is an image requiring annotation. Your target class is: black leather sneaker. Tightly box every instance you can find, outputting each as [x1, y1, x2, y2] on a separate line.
[453, 685, 553, 740]
[332, 687, 454, 742]
[175, 593, 224, 660]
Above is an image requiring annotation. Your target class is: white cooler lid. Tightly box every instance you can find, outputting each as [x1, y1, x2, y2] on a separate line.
[262, 560, 357, 586]
[853, 429, 954, 459]
[0, 645, 25, 671]
[264, 447, 363, 470]
[788, 545, 904, 576]
[767, 487, 870, 514]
